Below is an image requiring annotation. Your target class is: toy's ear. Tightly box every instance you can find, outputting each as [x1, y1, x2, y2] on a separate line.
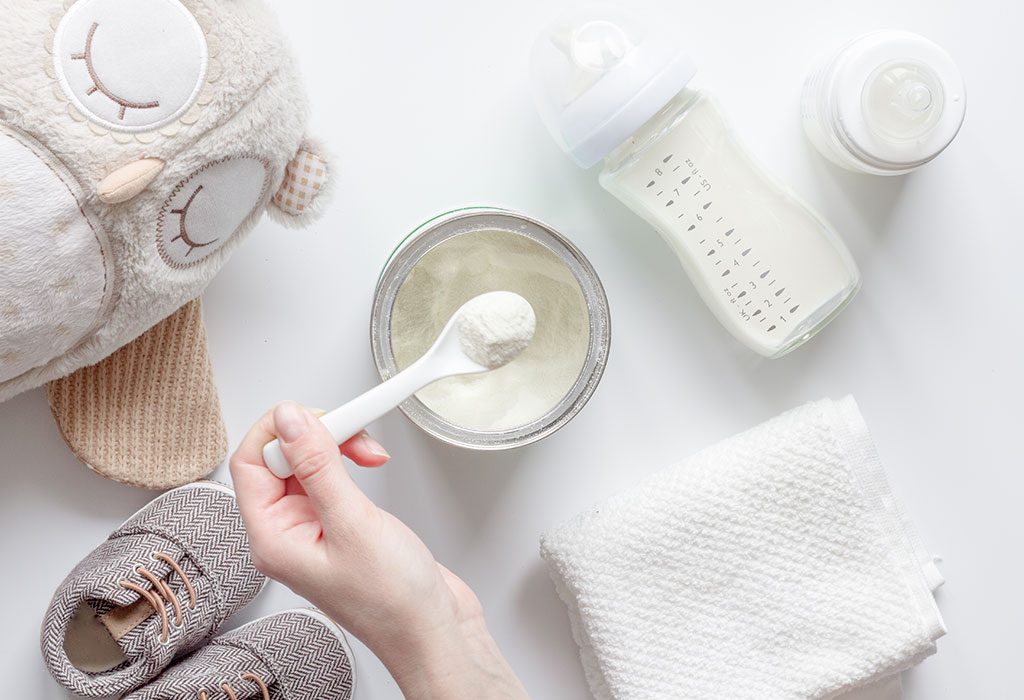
[268, 139, 333, 228]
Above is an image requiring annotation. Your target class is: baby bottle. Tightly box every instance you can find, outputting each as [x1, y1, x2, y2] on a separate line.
[801, 30, 966, 175]
[530, 9, 860, 358]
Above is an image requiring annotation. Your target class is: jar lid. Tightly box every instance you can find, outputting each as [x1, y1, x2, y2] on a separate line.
[830, 31, 966, 170]
[529, 8, 696, 168]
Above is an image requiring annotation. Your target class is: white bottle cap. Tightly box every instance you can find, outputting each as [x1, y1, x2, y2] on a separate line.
[529, 8, 697, 168]
[829, 31, 966, 170]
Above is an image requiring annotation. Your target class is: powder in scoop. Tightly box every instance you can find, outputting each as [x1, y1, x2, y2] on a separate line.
[390, 229, 590, 432]
[457, 291, 536, 370]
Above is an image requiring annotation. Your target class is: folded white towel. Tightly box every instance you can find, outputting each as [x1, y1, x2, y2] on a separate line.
[540, 397, 944, 700]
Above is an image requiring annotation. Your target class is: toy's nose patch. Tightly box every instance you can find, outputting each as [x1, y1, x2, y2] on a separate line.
[273, 149, 329, 218]
[97, 158, 165, 204]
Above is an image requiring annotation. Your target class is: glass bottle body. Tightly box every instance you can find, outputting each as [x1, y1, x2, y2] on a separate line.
[601, 89, 860, 357]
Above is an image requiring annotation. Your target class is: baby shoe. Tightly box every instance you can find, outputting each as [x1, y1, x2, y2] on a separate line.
[125, 608, 356, 700]
[41, 482, 266, 697]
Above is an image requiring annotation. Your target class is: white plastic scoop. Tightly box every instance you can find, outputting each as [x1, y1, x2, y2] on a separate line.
[263, 291, 537, 478]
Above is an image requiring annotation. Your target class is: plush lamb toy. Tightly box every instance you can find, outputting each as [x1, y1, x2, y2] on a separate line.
[0, 0, 330, 488]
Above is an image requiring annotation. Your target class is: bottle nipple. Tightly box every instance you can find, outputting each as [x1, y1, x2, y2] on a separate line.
[570, 20, 631, 71]
[861, 60, 944, 141]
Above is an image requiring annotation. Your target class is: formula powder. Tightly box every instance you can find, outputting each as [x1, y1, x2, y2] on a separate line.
[390, 229, 590, 432]
[457, 291, 536, 370]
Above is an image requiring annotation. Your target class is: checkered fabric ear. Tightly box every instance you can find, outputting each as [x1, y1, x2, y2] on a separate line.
[273, 149, 328, 217]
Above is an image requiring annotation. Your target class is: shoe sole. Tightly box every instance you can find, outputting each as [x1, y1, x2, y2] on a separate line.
[227, 608, 357, 697]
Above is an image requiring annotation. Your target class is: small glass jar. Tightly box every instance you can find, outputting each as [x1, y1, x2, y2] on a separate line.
[530, 8, 860, 358]
[370, 208, 611, 450]
[801, 31, 966, 175]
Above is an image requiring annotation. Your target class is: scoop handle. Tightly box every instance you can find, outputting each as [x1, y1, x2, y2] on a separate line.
[263, 358, 437, 478]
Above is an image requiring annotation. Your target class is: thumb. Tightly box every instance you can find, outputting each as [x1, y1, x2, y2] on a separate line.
[273, 400, 360, 526]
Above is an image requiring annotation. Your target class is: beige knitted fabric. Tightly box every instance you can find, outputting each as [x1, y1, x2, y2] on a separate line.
[46, 299, 227, 490]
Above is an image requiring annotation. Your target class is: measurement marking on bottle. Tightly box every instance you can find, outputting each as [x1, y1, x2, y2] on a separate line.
[741, 248, 750, 256]
[677, 213, 686, 219]
[693, 190, 701, 196]
[775, 287, 785, 297]
[665, 200, 674, 207]
[759, 270, 769, 278]
[688, 225, 696, 231]
[753, 260, 761, 268]
[716, 217, 723, 223]
[790, 305, 799, 314]
[657, 191, 663, 196]
[767, 325, 776, 332]
[721, 269, 730, 277]
[752, 309, 762, 317]
[702, 201, 712, 210]
[673, 165, 681, 172]
[663, 154, 673, 163]
[724, 228, 734, 237]
[646, 181, 655, 188]
[681, 176, 691, 184]
[699, 239, 706, 244]
[707, 249, 716, 256]
[737, 291, 747, 298]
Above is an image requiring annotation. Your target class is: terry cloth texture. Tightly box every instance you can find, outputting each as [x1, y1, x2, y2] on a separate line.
[0, 0, 329, 403]
[540, 396, 945, 700]
[47, 298, 227, 490]
[41, 482, 266, 698]
[125, 609, 355, 700]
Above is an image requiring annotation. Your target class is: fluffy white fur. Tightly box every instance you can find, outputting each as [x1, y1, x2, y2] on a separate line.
[0, 0, 330, 402]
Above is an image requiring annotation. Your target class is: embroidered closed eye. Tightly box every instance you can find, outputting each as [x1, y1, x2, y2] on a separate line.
[170, 185, 218, 257]
[71, 22, 160, 121]
[157, 157, 270, 268]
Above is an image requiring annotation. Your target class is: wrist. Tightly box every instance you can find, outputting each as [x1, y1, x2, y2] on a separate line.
[380, 614, 526, 700]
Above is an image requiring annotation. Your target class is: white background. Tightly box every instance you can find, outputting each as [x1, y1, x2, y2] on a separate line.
[2, 0, 1022, 697]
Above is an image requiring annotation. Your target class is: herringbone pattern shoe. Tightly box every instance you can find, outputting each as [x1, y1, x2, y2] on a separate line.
[41, 482, 266, 697]
[125, 608, 356, 700]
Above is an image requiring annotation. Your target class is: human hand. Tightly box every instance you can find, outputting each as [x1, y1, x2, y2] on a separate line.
[229, 401, 528, 700]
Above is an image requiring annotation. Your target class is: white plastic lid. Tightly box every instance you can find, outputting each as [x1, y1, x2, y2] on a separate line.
[830, 31, 966, 170]
[529, 7, 697, 168]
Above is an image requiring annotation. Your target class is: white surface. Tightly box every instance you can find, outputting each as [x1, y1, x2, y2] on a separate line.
[1, 0, 1021, 697]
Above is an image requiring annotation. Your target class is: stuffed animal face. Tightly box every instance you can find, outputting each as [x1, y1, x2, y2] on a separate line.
[0, 0, 328, 399]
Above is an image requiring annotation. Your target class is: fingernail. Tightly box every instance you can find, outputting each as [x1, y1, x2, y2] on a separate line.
[275, 401, 308, 443]
[359, 431, 390, 459]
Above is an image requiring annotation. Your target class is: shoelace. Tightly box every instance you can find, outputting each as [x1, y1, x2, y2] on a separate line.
[119, 551, 197, 643]
[198, 673, 270, 700]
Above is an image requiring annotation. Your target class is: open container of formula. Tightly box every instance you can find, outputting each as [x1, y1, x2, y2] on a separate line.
[370, 208, 611, 450]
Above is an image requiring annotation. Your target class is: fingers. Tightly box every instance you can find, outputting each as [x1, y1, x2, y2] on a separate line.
[229, 409, 287, 539]
[273, 401, 363, 526]
[342, 431, 391, 468]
